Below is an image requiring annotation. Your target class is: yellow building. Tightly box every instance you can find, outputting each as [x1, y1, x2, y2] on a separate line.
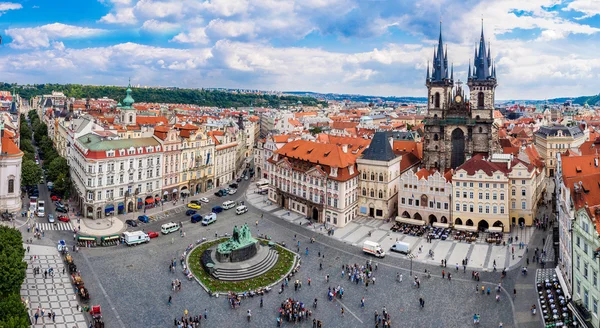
[534, 125, 586, 177]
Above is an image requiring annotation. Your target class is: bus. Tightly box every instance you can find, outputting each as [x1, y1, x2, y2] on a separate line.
[29, 197, 38, 211]
[255, 179, 269, 192]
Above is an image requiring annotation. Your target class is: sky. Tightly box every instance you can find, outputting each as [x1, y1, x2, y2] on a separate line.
[1, 0, 600, 100]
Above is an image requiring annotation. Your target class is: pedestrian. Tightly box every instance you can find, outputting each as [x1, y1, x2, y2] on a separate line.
[306, 247, 309, 256]
[260, 297, 263, 308]
[476, 284, 479, 293]
[361, 297, 365, 307]
[308, 277, 311, 286]
[27, 246, 30, 253]
[442, 270, 445, 279]
[168, 296, 172, 306]
[419, 297, 425, 308]
[204, 309, 207, 320]
[513, 288, 517, 298]
[341, 307, 344, 316]
[456, 263, 459, 271]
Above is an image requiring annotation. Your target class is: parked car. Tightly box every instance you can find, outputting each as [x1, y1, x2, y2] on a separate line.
[185, 209, 197, 216]
[229, 183, 238, 188]
[125, 219, 138, 227]
[199, 197, 209, 203]
[202, 213, 217, 226]
[55, 207, 68, 213]
[147, 231, 159, 238]
[191, 214, 203, 224]
[48, 214, 55, 223]
[55, 201, 64, 208]
[214, 191, 222, 197]
[51, 195, 61, 201]
[57, 215, 70, 222]
[138, 215, 150, 223]
[187, 203, 202, 209]
[244, 176, 249, 180]
[228, 189, 237, 195]
[236, 177, 242, 182]
[212, 206, 223, 213]
[190, 200, 201, 205]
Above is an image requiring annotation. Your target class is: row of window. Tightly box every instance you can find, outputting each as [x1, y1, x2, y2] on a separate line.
[575, 278, 598, 316]
[455, 182, 505, 188]
[455, 191, 506, 200]
[455, 203, 506, 214]
[87, 157, 161, 174]
[401, 197, 449, 210]
[86, 181, 159, 201]
[403, 183, 446, 193]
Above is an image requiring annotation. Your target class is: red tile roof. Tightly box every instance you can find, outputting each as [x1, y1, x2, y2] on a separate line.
[1, 136, 22, 157]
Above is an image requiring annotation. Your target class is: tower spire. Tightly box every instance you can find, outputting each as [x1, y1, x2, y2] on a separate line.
[426, 60, 430, 80]
[468, 59, 471, 78]
[431, 20, 448, 82]
[450, 62, 454, 80]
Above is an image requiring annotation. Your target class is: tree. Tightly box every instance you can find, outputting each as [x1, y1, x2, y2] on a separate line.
[19, 123, 31, 139]
[46, 157, 68, 182]
[53, 172, 70, 196]
[34, 123, 47, 144]
[21, 160, 41, 187]
[19, 139, 34, 154]
[309, 126, 324, 135]
[0, 227, 29, 328]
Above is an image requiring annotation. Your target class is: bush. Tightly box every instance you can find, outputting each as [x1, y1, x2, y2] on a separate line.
[0, 227, 28, 327]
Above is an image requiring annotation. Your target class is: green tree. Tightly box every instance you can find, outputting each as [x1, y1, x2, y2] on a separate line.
[0, 227, 27, 296]
[53, 172, 70, 196]
[19, 123, 31, 139]
[47, 157, 68, 182]
[309, 126, 323, 135]
[19, 139, 34, 154]
[23, 152, 35, 162]
[21, 160, 41, 187]
[34, 123, 47, 144]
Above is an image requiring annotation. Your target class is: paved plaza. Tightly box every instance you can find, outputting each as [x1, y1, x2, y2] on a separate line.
[16, 176, 552, 327]
[20, 244, 88, 328]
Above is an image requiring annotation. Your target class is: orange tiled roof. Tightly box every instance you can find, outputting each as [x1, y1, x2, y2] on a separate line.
[136, 116, 168, 125]
[392, 140, 422, 160]
[1, 136, 22, 157]
[274, 139, 359, 168]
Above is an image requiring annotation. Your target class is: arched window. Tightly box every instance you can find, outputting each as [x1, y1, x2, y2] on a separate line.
[378, 173, 384, 182]
[7, 178, 14, 193]
[433, 133, 439, 141]
[378, 190, 383, 199]
[434, 92, 440, 108]
[478, 127, 483, 133]
[370, 189, 375, 197]
[435, 145, 438, 151]
[362, 188, 366, 196]
[362, 172, 366, 179]
[371, 172, 375, 181]
[477, 92, 484, 107]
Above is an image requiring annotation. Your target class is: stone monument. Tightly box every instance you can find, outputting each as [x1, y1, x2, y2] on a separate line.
[215, 224, 259, 263]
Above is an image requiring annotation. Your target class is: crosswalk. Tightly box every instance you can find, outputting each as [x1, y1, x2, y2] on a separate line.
[36, 222, 73, 231]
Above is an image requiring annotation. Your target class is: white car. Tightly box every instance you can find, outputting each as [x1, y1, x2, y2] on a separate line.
[199, 197, 209, 203]
[228, 189, 237, 195]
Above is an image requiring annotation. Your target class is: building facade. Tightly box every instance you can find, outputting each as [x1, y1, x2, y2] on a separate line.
[357, 132, 401, 220]
[397, 169, 452, 225]
[535, 125, 587, 177]
[267, 139, 359, 227]
[0, 122, 23, 213]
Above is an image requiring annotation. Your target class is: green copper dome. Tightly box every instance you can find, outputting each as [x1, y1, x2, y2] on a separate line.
[122, 86, 135, 107]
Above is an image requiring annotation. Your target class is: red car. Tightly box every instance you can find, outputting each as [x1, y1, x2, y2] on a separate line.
[51, 195, 61, 201]
[147, 231, 159, 239]
[58, 215, 70, 222]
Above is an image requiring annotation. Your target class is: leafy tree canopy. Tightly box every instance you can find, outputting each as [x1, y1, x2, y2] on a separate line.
[21, 160, 41, 187]
[19, 139, 34, 154]
[1, 83, 328, 108]
[47, 157, 68, 183]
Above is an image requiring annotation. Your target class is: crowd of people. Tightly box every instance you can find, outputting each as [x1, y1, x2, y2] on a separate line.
[277, 298, 312, 324]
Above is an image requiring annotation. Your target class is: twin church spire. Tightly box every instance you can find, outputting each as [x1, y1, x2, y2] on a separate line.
[427, 20, 496, 84]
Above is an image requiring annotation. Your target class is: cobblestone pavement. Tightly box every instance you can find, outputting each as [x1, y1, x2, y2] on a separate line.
[20, 244, 88, 328]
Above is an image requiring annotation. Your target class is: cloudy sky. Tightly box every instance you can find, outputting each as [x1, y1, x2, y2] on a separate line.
[1, 0, 599, 99]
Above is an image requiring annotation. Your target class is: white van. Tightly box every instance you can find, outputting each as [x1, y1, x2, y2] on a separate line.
[222, 200, 235, 210]
[123, 231, 150, 246]
[37, 200, 45, 218]
[390, 241, 410, 254]
[161, 222, 181, 235]
[235, 205, 248, 215]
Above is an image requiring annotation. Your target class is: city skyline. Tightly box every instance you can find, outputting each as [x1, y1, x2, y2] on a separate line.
[1, 0, 600, 100]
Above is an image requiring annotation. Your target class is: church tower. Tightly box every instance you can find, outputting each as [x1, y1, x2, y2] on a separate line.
[423, 21, 498, 171]
[426, 22, 453, 119]
[120, 81, 137, 125]
[467, 22, 496, 120]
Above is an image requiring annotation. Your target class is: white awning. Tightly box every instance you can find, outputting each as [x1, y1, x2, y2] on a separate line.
[432, 222, 450, 228]
[181, 189, 190, 194]
[454, 224, 478, 232]
[488, 227, 503, 233]
[555, 267, 571, 299]
[163, 191, 169, 195]
[395, 217, 426, 226]
[172, 189, 178, 193]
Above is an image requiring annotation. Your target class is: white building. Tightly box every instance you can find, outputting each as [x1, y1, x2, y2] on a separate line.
[0, 122, 23, 212]
[71, 132, 163, 219]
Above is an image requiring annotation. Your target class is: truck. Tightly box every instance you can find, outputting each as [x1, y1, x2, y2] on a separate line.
[362, 240, 385, 258]
[122, 231, 150, 246]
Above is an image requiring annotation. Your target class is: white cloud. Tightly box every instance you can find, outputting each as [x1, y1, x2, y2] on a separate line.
[99, 7, 137, 24]
[205, 19, 255, 39]
[563, 0, 600, 20]
[200, 0, 249, 17]
[5, 23, 106, 49]
[0, 2, 22, 12]
[171, 27, 209, 44]
[140, 19, 179, 32]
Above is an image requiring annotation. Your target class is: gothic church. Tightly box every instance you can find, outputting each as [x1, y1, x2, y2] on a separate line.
[423, 23, 500, 170]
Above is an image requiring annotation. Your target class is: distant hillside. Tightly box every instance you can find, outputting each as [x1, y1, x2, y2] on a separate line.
[549, 94, 600, 106]
[285, 91, 427, 104]
[0, 83, 328, 108]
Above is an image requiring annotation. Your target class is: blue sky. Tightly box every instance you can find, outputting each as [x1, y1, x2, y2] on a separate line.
[1, 0, 600, 100]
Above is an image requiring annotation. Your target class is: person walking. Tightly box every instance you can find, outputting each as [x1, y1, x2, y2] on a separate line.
[341, 307, 344, 316]
[204, 309, 208, 320]
[442, 270, 445, 279]
[361, 297, 365, 308]
[419, 297, 425, 308]
[247, 309, 251, 322]
[168, 295, 172, 306]
[513, 288, 517, 299]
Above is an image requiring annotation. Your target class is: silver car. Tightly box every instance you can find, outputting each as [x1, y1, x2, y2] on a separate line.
[48, 214, 55, 223]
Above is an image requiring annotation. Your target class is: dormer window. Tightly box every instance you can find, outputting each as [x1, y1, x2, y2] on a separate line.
[330, 167, 338, 177]
[119, 149, 125, 156]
